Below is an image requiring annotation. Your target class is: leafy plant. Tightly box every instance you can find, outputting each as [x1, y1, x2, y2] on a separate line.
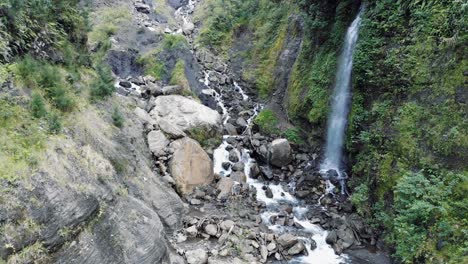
[254, 109, 279, 134]
[30, 93, 47, 118]
[111, 106, 124, 128]
[90, 64, 115, 101]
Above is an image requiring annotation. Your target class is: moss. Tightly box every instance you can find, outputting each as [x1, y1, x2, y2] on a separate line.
[170, 60, 190, 91]
[0, 99, 45, 182]
[187, 128, 221, 149]
[254, 109, 279, 135]
[162, 34, 187, 50]
[88, 7, 131, 53]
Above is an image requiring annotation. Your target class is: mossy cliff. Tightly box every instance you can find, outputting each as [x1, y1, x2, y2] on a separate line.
[197, 0, 467, 263]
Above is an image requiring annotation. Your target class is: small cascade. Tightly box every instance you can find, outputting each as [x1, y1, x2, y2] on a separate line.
[321, 7, 365, 194]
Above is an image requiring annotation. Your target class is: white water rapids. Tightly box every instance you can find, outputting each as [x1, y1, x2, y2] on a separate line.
[175, 1, 363, 262]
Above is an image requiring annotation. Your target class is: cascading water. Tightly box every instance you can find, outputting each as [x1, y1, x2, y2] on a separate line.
[321, 7, 364, 193]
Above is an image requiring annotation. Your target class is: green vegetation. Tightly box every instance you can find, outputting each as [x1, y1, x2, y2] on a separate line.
[30, 93, 47, 119]
[283, 127, 304, 145]
[187, 128, 221, 149]
[170, 59, 189, 91]
[254, 109, 279, 135]
[88, 7, 131, 57]
[201, 0, 467, 262]
[0, 99, 46, 182]
[162, 34, 187, 50]
[346, 1, 467, 262]
[111, 106, 124, 128]
[90, 64, 115, 101]
[137, 52, 166, 80]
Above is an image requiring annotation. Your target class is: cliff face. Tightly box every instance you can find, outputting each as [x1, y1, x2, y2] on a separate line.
[197, 0, 467, 263]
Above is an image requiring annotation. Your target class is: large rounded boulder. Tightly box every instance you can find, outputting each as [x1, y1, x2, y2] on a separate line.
[169, 137, 214, 194]
[269, 138, 293, 167]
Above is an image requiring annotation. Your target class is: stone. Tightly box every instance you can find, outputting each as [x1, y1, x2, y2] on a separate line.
[185, 249, 208, 264]
[260, 245, 268, 262]
[135, 3, 151, 14]
[224, 123, 238, 135]
[134, 107, 156, 126]
[162, 85, 184, 95]
[158, 119, 186, 139]
[183, 22, 195, 35]
[220, 220, 235, 231]
[228, 149, 239, 162]
[150, 95, 222, 133]
[190, 199, 202, 205]
[230, 171, 246, 183]
[326, 230, 337, 245]
[204, 224, 218, 236]
[216, 177, 234, 199]
[267, 242, 276, 252]
[186, 225, 198, 237]
[236, 117, 247, 127]
[309, 238, 317, 250]
[265, 186, 273, 198]
[169, 138, 214, 194]
[119, 81, 132, 88]
[147, 130, 169, 156]
[168, 0, 188, 9]
[221, 162, 231, 170]
[287, 241, 305, 255]
[177, 233, 187, 243]
[232, 162, 245, 172]
[249, 162, 261, 179]
[277, 233, 298, 248]
[269, 139, 293, 167]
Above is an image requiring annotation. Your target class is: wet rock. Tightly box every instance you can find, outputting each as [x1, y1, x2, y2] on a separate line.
[204, 224, 218, 236]
[224, 123, 238, 135]
[221, 162, 231, 170]
[326, 230, 337, 245]
[150, 95, 222, 133]
[249, 162, 261, 179]
[269, 139, 293, 167]
[287, 241, 305, 255]
[148, 130, 169, 156]
[119, 81, 132, 88]
[232, 162, 245, 172]
[228, 149, 239, 162]
[185, 249, 208, 264]
[309, 239, 317, 250]
[177, 233, 187, 243]
[264, 186, 273, 198]
[337, 227, 356, 249]
[236, 117, 247, 127]
[169, 138, 214, 194]
[216, 177, 234, 199]
[277, 233, 298, 248]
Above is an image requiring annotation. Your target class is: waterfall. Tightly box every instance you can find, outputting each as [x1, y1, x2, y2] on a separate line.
[321, 7, 364, 188]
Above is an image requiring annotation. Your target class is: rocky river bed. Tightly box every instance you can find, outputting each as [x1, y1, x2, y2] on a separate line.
[110, 1, 392, 263]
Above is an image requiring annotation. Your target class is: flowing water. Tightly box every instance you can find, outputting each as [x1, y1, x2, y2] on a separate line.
[176, 2, 364, 263]
[321, 8, 364, 175]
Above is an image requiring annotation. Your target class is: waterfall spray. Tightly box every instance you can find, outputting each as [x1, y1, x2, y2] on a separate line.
[321, 6, 364, 193]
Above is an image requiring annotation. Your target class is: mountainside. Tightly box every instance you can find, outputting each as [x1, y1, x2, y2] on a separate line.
[0, 0, 466, 264]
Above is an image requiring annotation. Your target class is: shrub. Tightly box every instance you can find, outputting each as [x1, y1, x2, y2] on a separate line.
[136, 52, 165, 80]
[170, 60, 189, 91]
[282, 127, 303, 144]
[162, 35, 187, 50]
[47, 113, 62, 134]
[254, 109, 279, 134]
[30, 93, 47, 118]
[111, 106, 124, 128]
[90, 64, 115, 101]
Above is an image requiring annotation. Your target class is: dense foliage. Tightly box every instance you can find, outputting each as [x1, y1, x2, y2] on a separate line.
[348, 1, 467, 262]
[199, 0, 467, 263]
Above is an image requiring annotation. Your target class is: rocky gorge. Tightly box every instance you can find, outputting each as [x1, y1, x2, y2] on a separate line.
[0, 0, 466, 264]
